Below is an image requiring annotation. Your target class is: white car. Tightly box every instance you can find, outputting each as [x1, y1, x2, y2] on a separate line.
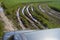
[3, 29, 60, 40]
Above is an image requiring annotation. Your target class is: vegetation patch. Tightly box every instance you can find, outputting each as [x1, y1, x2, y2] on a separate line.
[0, 20, 4, 37]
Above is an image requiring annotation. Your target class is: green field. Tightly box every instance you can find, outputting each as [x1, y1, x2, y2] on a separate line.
[1, 0, 60, 29]
[48, 1, 60, 11]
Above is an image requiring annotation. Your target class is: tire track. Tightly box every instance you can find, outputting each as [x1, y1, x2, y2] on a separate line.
[39, 5, 45, 13]
[22, 6, 39, 29]
[38, 5, 60, 20]
[16, 7, 26, 30]
[46, 6, 60, 17]
[39, 5, 60, 19]
[26, 5, 46, 29]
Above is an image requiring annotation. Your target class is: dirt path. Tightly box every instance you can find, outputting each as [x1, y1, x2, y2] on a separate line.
[0, 6, 17, 31]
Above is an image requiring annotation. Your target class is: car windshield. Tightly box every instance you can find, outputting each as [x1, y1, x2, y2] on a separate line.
[14, 29, 60, 40]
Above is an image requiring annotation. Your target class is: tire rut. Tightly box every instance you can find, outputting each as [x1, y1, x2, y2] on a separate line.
[16, 7, 26, 30]
[22, 6, 39, 29]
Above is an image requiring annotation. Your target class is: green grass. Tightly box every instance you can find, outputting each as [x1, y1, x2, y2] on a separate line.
[48, 1, 60, 11]
[1, 0, 60, 11]
[0, 20, 4, 37]
[2, 0, 59, 9]
[0, 0, 3, 2]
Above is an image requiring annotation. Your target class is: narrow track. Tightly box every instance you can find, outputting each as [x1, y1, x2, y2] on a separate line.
[46, 6, 60, 17]
[39, 5, 60, 19]
[22, 6, 39, 29]
[38, 5, 59, 21]
[28, 5, 47, 29]
[16, 7, 26, 30]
